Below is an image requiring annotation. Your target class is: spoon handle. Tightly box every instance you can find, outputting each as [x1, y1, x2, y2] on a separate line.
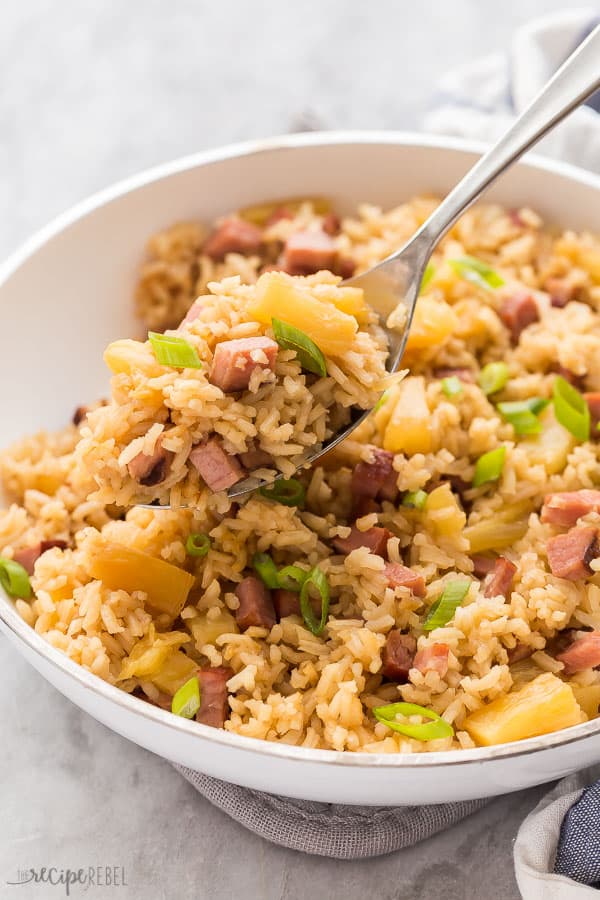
[413, 25, 600, 248]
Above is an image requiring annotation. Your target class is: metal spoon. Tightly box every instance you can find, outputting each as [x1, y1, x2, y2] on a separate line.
[225, 25, 600, 500]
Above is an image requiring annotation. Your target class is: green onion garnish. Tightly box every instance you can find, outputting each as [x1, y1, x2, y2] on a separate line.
[259, 477, 306, 508]
[277, 565, 308, 592]
[148, 332, 202, 369]
[552, 376, 590, 442]
[271, 318, 327, 377]
[299, 566, 330, 636]
[448, 255, 505, 291]
[0, 557, 32, 598]
[171, 676, 200, 719]
[419, 262, 436, 294]
[472, 446, 506, 488]
[478, 362, 509, 396]
[441, 376, 463, 398]
[373, 701, 454, 741]
[374, 390, 389, 413]
[186, 533, 211, 557]
[496, 398, 550, 435]
[402, 490, 428, 510]
[423, 579, 470, 632]
[252, 552, 281, 589]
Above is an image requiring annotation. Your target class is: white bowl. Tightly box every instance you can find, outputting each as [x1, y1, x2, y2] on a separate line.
[2, 132, 600, 806]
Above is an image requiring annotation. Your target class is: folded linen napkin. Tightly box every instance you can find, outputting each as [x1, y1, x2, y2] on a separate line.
[175, 7, 600, 870]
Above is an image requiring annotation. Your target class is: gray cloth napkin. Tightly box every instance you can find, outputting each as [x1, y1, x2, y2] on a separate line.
[176, 765, 487, 858]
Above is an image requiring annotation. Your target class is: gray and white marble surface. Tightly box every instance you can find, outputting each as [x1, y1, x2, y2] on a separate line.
[0, 2, 577, 897]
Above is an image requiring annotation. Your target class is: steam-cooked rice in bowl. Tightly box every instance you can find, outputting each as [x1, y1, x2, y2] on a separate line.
[3, 195, 600, 753]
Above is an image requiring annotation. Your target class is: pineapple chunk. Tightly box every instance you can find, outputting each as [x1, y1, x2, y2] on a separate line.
[405, 296, 458, 352]
[463, 673, 583, 746]
[118, 627, 190, 681]
[89, 542, 195, 619]
[249, 272, 358, 357]
[190, 609, 239, 648]
[313, 284, 370, 324]
[104, 339, 162, 377]
[521, 406, 576, 475]
[383, 376, 432, 454]
[571, 684, 600, 719]
[374, 382, 401, 438]
[426, 483, 466, 536]
[464, 501, 532, 553]
[151, 650, 197, 695]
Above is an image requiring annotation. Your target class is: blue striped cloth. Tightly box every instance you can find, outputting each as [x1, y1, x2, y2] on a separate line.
[555, 781, 600, 886]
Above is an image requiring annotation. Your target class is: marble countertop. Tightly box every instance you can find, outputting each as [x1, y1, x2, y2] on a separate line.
[0, 2, 573, 897]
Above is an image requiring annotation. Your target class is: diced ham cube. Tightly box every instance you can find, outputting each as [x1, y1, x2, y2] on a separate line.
[208, 336, 278, 393]
[189, 439, 245, 492]
[273, 589, 300, 619]
[72, 406, 89, 426]
[383, 562, 426, 597]
[322, 213, 341, 236]
[506, 642, 533, 664]
[283, 230, 336, 275]
[335, 257, 356, 280]
[127, 434, 174, 486]
[381, 631, 416, 682]
[556, 631, 600, 674]
[483, 557, 517, 600]
[178, 298, 206, 329]
[351, 448, 396, 500]
[585, 393, 600, 434]
[332, 526, 392, 559]
[353, 497, 380, 518]
[471, 555, 497, 578]
[546, 526, 599, 581]
[433, 367, 476, 384]
[234, 576, 276, 631]
[413, 643, 450, 677]
[499, 291, 539, 342]
[550, 363, 585, 390]
[203, 219, 263, 260]
[238, 444, 273, 470]
[196, 666, 232, 728]
[265, 206, 293, 227]
[13, 540, 69, 576]
[541, 490, 600, 528]
[545, 276, 580, 308]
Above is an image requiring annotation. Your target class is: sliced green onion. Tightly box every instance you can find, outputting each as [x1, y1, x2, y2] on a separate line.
[259, 477, 306, 508]
[148, 332, 202, 369]
[448, 255, 505, 291]
[0, 557, 32, 599]
[171, 676, 200, 719]
[478, 362, 509, 396]
[402, 490, 428, 510]
[373, 701, 454, 741]
[277, 565, 308, 592]
[423, 579, 471, 632]
[271, 318, 327, 377]
[553, 376, 590, 442]
[472, 446, 506, 488]
[186, 533, 211, 557]
[419, 262, 436, 294]
[441, 376, 463, 398]
[496, 398, 550, 435]
[252, 552, 280, 589]
[299, 566, 330, 636]
[374, 390, 389, 413]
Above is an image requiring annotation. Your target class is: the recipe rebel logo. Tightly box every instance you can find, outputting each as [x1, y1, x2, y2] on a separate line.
[6, 866, 128, 895]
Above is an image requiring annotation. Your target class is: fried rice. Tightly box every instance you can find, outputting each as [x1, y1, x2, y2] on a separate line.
[3, 195, 600, 753]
